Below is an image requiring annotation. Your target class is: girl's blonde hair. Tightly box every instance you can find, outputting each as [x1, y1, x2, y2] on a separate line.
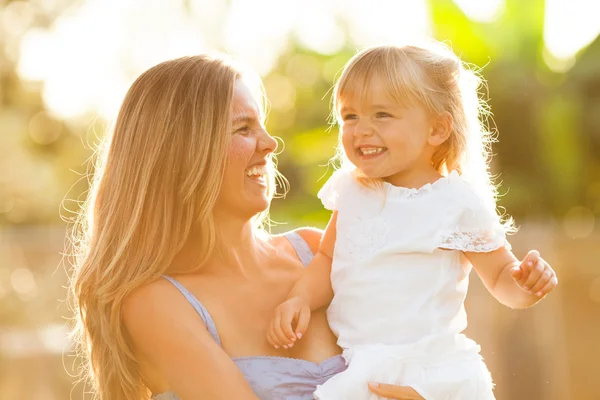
[332, 42, 506, 214]
[69, 55, 278, 399]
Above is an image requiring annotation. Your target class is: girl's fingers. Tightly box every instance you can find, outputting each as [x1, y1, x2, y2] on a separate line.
[535, 275, 558, 297]
[529, 267, 552, 294]
[279, 309, 297, 346]
[272, 312, 290, 347]
[267, 329, 279, 348]
[514, 250, 539, 287]
[523, 259, 545, 290]
[295, 307, 311, 339]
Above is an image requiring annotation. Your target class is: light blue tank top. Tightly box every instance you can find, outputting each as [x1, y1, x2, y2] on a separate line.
[153, 232, 346, 400]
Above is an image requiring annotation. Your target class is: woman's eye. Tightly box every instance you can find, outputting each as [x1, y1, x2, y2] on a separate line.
[234, 126, 250, 135]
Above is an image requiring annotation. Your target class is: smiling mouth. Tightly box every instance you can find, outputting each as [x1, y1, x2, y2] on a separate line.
[357, 147, 387, 157]
[245, 164, 267, 186]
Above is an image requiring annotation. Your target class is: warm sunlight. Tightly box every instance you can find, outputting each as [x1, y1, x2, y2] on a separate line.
[543, 0, 600, 71]
[3, 1, 599, 399]
[453, 0, 504, 23]
[15, 0, 600, 119]
[16, 0, 430, 121]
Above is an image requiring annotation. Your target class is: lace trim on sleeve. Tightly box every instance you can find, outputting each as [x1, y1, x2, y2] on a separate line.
[438, 229, 509, 252]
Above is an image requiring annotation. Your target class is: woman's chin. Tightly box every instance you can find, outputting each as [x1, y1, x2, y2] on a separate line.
[243, 195, 271, 218]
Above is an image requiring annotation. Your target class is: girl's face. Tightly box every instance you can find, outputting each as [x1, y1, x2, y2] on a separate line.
[215, 80, 277, 219]
[339, 78, 446, 186]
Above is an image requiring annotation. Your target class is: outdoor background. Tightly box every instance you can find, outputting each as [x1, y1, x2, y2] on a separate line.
[1, 0, 599, 399]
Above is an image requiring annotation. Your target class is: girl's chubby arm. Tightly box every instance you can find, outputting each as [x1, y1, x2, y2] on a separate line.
[122, 280, 260, 400]
[466, 247, 558, 309]
[267, 212, 338, 349]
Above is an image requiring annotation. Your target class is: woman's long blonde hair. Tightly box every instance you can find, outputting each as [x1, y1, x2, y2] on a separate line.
[332, 42, 508, 216]
[69, 55, 276, 399]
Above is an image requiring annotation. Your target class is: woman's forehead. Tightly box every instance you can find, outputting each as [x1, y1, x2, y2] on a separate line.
[232, 81, 261, 121]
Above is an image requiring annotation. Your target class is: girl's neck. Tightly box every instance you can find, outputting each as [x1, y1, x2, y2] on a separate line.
[383, 165, 442, 189]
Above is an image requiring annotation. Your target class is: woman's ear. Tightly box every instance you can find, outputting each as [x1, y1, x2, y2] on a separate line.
[428, 112, 453, 146]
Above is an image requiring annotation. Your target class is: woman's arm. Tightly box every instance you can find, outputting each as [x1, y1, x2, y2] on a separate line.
[466, 247, 558, 309]
[123, 280, 259, 400]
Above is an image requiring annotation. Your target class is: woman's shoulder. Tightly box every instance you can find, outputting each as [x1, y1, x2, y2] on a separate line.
[122, 278, 212, 348]
[123, 278, 176, 322]
[293, 227, 323, 254]
[122, 279, 254, 398]
[270, 227, 323, 255]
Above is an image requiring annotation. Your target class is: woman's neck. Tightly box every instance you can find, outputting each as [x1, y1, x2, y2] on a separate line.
[175, 213, 273, 279]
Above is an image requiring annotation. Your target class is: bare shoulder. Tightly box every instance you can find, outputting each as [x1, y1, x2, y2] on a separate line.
[122, 278, 259, 399]
[122, 277, 177, 326]
[292, 227, 323, 254]
[122, 277, 210, 355]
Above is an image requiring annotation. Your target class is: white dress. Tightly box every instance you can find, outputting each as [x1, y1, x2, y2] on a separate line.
[313, 169, 510, 400]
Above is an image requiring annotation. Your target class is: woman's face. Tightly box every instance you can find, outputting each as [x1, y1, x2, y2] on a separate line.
[215, 80, 278, 219]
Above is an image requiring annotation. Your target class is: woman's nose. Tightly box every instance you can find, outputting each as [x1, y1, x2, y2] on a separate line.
[258, 128, 278, 154]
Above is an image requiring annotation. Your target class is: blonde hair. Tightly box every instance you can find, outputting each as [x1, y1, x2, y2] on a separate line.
[332, 42, 505, 213]
[69, 55, 278, 399]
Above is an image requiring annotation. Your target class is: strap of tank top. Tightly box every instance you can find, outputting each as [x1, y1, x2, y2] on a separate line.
[162, 275, 221, 346]
[284, 231, 315, 266]
[162, 232, 313, 345]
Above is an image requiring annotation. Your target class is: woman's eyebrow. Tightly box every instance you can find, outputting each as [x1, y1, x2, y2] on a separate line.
[232, 115, 254, 126]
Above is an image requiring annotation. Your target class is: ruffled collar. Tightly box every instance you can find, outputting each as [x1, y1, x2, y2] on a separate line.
[382, 170, 460, 199]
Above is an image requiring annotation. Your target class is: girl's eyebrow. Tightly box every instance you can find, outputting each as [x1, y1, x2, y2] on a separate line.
[340, 104, 394, 114]
[370, 104, 394, 110]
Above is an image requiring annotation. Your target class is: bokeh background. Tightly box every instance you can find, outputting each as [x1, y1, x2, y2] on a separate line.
[1, 0, 599, 399]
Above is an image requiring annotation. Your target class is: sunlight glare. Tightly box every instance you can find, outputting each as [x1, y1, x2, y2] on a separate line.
[453, 0, 504, 23]
[544, 0, 600, 71]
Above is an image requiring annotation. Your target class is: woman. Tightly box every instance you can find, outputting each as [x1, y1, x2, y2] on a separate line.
[70, 54, 424, 399]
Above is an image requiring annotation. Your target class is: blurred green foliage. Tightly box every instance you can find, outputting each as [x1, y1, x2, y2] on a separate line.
[0, 1, 599, 398]
[1, 0, 598, 230]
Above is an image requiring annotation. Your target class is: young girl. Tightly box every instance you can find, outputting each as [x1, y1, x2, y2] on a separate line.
[267, 43, 558, 400]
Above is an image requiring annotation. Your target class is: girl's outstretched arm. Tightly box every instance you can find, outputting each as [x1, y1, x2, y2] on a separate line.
[466, 247, 558, 309]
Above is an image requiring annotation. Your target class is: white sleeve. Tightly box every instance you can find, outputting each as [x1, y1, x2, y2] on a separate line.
[317, 169, 354, 211]
[438, 184, 510, 252]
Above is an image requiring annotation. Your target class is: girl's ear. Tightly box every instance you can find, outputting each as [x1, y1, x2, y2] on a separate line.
[428, 112, 453, 146]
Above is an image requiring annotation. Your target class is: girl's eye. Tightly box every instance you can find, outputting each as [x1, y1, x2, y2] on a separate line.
[342, 114, 358, 121]
[376, 112, 392, 118]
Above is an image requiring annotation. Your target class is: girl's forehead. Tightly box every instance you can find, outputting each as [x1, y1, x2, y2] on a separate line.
[338, 64, 427, 112]
[338, 82, 410, 111]
[340, 75, 394, 103]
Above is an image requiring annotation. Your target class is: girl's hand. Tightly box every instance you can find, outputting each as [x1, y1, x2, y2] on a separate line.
[511, 250, 558, 297]
[267, 296, 311, 349]
[368, 383, 424, 399]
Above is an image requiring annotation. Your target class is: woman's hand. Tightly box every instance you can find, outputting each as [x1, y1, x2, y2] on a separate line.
[368, 382, 424, 399]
